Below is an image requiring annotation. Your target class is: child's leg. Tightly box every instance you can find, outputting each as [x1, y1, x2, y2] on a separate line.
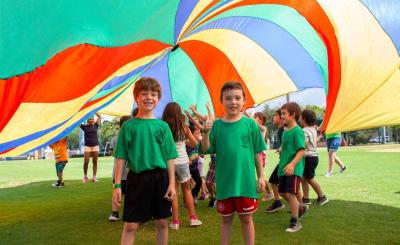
[83, 152, 90, 176]
[271, 183, 280, 200]
[301, 177, 309, 199]
[307, 178, 324, 198]
[328, 151, 335, 173]
[92, 150, 98, 177]
[171, 180, 180, 223]
[265, 181, 272, 194]
[221, 215, 234, 245]
[190, 168, 202, 198]
[238, 214, 255, 245]
[334, 155, 345, 168]
[286, 193, 299, 218]
[121, 222, 139, 245]
[155, 219, 168, 245]
[181, 180, 197, 218]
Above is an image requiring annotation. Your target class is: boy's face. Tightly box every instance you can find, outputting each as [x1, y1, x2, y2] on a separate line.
[221, 88, 245, 117]
[136, 89, 159, 112]
[280, 108, 296, 126]
[272, 113, 281, 126]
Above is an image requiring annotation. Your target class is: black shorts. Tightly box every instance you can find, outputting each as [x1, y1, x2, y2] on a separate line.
[303, 156, 319, 180]
[113, 179, 128, 195]
[278, 175, 301, 194]
[123, 168, 171, 223]
[268, 164, 279, 184]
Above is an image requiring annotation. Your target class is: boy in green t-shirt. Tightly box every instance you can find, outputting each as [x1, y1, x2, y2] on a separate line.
[113, 77, 178, 244]
[279, 102, 307, 233]
[201, 82, 266, 245]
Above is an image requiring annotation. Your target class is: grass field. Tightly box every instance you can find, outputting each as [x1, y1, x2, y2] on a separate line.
[0, 144, 399, 244]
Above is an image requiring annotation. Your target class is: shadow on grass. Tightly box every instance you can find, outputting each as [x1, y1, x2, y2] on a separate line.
[395, 191, 400, 194]
[0, 180, 399, 245]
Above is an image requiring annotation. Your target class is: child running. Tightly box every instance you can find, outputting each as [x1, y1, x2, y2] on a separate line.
[200, 82, 266, 245]
[300, 109, 329, 206]
[49, 137, 68, 188]
[278, 102, 307, 232]
[113, 77, 177, 245]
[162, 102, 202, 230]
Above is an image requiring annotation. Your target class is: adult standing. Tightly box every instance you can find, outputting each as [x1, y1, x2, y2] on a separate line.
[80, 113, 101, 182]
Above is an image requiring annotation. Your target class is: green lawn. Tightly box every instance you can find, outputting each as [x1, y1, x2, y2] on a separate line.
[0, 144, 399, 244]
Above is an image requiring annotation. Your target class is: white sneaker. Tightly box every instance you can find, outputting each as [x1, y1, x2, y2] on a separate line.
[324, 172, 333, 177]
[169, 222, 179, 230]
[261, 193, 274, 202]
[190, 218, 202, 227]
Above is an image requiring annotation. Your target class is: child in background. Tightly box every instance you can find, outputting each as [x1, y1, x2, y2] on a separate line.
[278, 102, 307, 232]
[113, 77, 177, 244]
[300, 109, 329, 206]
[49, 137, 68, 188]
[266, 109, 285, 213]
[186, 124, 203, 206]
[162, 102, 202, 230]
[201, 82, 266, 245]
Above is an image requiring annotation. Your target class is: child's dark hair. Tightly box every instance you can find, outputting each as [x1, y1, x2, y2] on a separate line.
[281, 102, 301, 121]
[133, 77, 162, 99]
[119, 115, 132, 127]
[275, 109, 281, 116]
[301, 109, 317, 126]
[132, 108, 139, 117]
[220, 81, 246, 101]
[254, 112, 267, 125]
[162, 102, 186, 142]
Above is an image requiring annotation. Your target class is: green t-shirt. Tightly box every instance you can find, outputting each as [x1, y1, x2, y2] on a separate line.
[326, 132, 341, 139]
[114, 118, 178, 173]
[200, 116, 266, 200]
[278, 125, 305, 177]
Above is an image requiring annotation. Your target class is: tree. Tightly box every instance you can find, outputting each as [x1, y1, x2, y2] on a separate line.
[67, 127, 80, 150]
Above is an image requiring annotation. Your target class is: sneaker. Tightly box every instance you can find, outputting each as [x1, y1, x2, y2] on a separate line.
[190, 218, 202, 227]
[324, 172, 333, 177]
[298, 204, 309, 219]
[266, 200, 285, 213]
[169, 222, 179, 230]
[208, 198, 216, 207]
[52, 181, 64, 188]
[302, 197, 312, 205]
[108, 212, 120, 222]
[316, 195, 329, 206]
[286, 218, 302, 233]
[261, 193, 274, 202]
[340, 165, 347, 173]
[92, 177, 98, 183]
[199, 193, 206, 200]
[82, 176, 89, 183]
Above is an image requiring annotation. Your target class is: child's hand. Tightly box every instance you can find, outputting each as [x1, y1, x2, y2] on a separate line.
[164, 184, 176, 202]
[284, 164, 294, 176]
[257, 176, 266, 193]
[190, 104, 197, 113]
[112, 188, 122, 209]
[204, 114, 213, 132]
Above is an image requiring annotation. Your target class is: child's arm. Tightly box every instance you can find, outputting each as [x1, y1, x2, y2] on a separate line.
[255, 153, 266, 192]
[188, 153, 199, 163]
[95, 113, 101, 126]
[164, 159, 176, 201]
[112, 158, 125, 209]
[190, 104, 208, 122]
[200, 115, 213, 153]
[205, 102, 214, 121]
[185, 125, 198, 148]
[284, 149, 305, 176]
[184, 109, 204, 130]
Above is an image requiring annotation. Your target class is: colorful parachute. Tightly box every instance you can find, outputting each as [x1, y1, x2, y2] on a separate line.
[1, 0, 399, 156]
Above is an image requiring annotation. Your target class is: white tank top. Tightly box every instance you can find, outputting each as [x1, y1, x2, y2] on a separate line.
[175, 141, 189, 165]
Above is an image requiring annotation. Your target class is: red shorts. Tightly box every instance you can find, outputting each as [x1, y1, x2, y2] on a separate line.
[216, 197, 258, 216]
